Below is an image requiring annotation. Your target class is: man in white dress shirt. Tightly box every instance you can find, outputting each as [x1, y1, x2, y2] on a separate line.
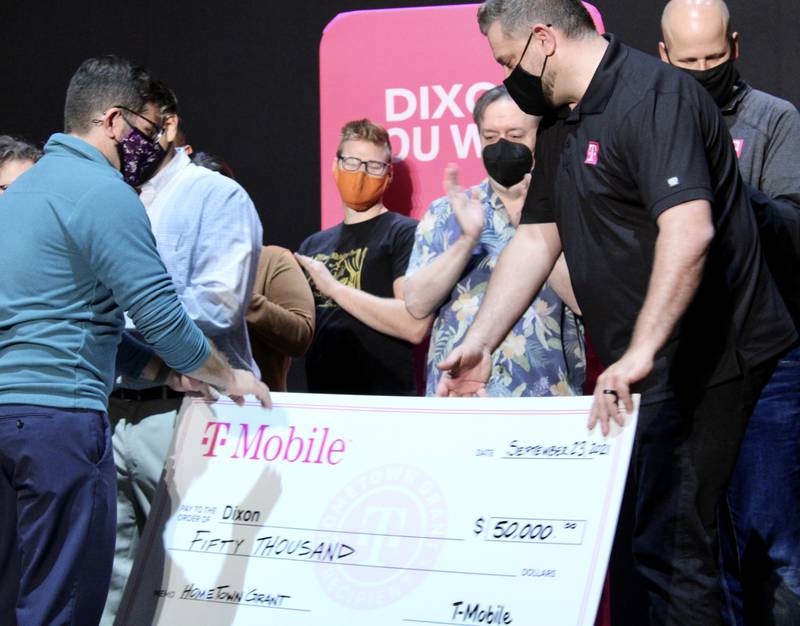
[100, 80, 263, 624]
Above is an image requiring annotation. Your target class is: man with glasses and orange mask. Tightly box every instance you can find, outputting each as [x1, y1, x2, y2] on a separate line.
[0, 55, 269, 626]
[101, 80, 262, 625]
[296, 119, 431, 395]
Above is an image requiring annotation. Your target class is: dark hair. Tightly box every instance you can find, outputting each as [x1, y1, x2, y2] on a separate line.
[144, 79, 179, 116]
[473, 85, 514, 127]
[192, 151, 236, 179]
[63, 55, 155, 134]
[0, 135, 42, 167]
[478, 0, 596, 38]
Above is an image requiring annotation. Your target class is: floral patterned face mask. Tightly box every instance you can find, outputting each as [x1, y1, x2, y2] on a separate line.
[117, 121, 167, 187]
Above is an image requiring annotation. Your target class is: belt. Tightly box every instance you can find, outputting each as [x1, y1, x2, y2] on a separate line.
[109, 386, 184, 402]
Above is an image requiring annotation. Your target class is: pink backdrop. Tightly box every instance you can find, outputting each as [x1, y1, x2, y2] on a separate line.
[319, 3, 605, 228]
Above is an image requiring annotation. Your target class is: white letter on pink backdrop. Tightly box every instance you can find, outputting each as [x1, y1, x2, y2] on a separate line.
[386, 88, 416, 122]
[431, 84, 464, 119]
[451, 124, 481, 159]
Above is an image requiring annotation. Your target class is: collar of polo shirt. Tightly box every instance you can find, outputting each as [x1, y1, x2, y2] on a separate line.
[568, 34, 628, 122]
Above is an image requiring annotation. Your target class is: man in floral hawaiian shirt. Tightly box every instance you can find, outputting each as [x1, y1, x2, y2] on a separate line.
[405, 85, 584, 397]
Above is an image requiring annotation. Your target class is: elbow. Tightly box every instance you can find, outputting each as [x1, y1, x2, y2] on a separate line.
[195, 298, 243, 336]
[659, 202, 715, 259]
[700, 220, 715, 246]
[660, 213, 715, 268]
[404, 286, 438, 320]
[694, 221, 715, 261]
[405, 298, 431, 321]
[286, 321, 315, 357]
[403, 281, 429, 320]
[403, 317, 432, 345]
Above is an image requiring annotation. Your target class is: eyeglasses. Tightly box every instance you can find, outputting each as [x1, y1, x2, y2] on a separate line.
[116, 105, 164, 143]
[337, 154, 391, 176]
[92, 105, 164, 143]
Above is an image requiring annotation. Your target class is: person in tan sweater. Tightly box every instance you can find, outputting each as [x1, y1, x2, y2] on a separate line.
[246, 245, 315, 391]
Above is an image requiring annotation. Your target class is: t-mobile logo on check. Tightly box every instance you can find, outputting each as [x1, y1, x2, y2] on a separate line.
[584, 141, 600, 165]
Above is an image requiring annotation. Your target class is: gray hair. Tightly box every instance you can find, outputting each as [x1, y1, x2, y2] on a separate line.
[0, 135, 41, 167]
[477, 0, 596, 38]
[473, 85, 517, 127]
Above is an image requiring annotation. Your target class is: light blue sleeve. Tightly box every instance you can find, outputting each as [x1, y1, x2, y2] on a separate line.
[115, 331, 155, 378]
[67, 182, 210, 373]
[178, 180, 262, 336]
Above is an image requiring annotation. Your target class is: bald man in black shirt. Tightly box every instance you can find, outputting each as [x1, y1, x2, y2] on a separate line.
[438, 1, 797, 623]
[660, 3, 800, 622]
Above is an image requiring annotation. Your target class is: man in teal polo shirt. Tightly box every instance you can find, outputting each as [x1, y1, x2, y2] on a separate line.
[0, 56, 269, 626]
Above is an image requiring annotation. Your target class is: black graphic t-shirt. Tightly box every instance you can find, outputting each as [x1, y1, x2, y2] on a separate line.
[298, 211, 418, 395]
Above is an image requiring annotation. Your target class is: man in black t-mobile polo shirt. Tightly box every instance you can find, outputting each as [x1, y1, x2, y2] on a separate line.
[437, 1, 796, 623]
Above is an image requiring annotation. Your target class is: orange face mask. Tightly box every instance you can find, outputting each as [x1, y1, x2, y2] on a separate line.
[334, 167, 391, 211]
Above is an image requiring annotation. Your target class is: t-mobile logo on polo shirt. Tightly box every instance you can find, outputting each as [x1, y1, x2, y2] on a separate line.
[732, 139, 744, 159]
[584, 141, 600, 165]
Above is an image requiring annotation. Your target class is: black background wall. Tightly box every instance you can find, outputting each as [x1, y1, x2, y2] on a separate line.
[2, 1, 798, 250]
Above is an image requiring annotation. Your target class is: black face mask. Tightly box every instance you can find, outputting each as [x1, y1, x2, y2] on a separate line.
[482, 138, 533, 188]
[667, 37, 740, 108]
[679, 57, 739, 107]
[503, 32, 553, 116]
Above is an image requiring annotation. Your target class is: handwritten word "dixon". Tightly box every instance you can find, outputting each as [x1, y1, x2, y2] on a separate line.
[201, 422, 346, 465]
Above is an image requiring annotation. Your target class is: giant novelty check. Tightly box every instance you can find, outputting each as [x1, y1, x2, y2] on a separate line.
[117, 392, 638, 626]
